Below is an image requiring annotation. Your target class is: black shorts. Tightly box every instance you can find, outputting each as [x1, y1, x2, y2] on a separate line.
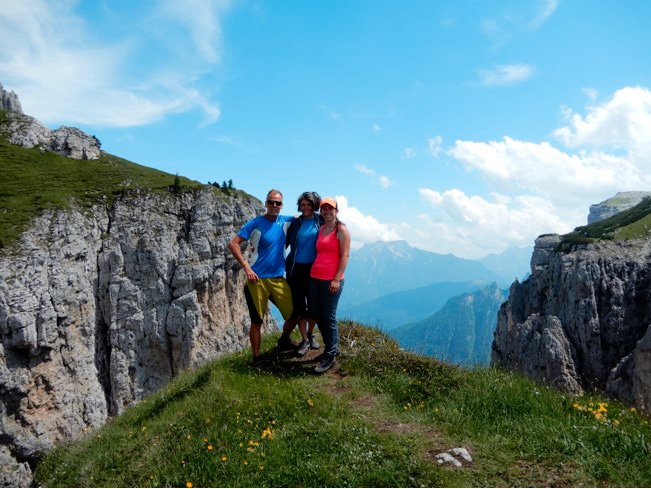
[286, 262, 314, 320]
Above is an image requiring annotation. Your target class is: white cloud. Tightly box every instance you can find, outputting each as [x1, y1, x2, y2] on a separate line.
[402, 147, 416, 159]
[378, 176, 392, 189]
[335, 195, 402, 248]
[553, 86, 651, 167]
[478, 64, 535, 86]
[0, 0, 227, 127]
[427, 136, 443, 157]
[481, 1, 557, 49]
[424, 85, 651, 257]
[372, 123, 381, 132]
[448, 137, 642, 205]
[417, 188, 575, 258]
[155, 0, 230, 64]
[528, 0, 559, 29]
[353, 163, 395, 189]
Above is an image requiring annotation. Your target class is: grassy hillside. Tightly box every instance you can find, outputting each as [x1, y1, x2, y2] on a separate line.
[34, 322, 651, 487]
[0, 128, 247, 249]
[560, 197, 651, 250]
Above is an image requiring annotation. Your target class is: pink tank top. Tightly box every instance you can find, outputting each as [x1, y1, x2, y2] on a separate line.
[310, 225, 344, 280]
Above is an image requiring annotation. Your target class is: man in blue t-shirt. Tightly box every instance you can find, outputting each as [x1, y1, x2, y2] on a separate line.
[228, 189, 295, 365]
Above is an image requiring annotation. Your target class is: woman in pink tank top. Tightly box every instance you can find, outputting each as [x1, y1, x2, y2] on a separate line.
[308, 196, 351, 373]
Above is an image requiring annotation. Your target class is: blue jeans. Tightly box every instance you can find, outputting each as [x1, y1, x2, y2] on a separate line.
[308, 278, 344, 358]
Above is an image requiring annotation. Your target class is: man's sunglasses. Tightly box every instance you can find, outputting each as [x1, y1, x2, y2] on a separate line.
[266, 200, 283, 207]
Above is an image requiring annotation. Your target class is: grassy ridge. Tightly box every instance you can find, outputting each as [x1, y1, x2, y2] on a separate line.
[34, 322, 651, 487]
[559, 197, 651, 250]
[0, 133, 214, 249]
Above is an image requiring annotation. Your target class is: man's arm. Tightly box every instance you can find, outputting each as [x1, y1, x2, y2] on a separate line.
[228, 235, 259, 282]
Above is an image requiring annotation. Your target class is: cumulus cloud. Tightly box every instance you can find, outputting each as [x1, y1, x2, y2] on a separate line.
[417, 188, 577, 257]
[336, 195, 402, 248]
[423, 86, 651, 257]
[478, 64, 535, 86]
[553, 86, 651, 166]
[448, 137, 641, 205]
[0, 0, 227, 127]
[354, 163, 394, 189]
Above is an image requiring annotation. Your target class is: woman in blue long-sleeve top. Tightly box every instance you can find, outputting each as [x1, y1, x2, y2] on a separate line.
[278, 191, 324, 356]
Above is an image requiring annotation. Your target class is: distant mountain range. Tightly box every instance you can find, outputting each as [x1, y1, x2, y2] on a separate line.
[335, 241, 530, 329]
[340, 240, 528, 308]
[389, 283, 508, 366]
[338, 280, 491, 330]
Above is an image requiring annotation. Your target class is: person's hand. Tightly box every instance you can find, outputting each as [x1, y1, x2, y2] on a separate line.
[329, 279, 341, 295]
[244, 265, 259, 283]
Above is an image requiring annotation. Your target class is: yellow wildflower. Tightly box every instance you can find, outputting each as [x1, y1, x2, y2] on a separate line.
[221, 455, 228, 462]
[262, 427, 273, 439]
[307, 399, 314, 407]
[207, 444, 214, 451]
[186, 482, 193, 488]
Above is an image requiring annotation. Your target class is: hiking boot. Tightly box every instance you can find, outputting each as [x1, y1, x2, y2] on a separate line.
[277, 334, 298, 353]
[314, 355, 336, 374]
[313, 350, 339, 363]
[308, 333, 320, 350]
[251, 355, 268, 368]
[297, 340, 310, 357]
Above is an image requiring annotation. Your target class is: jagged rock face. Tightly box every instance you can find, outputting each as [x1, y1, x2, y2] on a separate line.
[0, 189, 270, 487]
[0, 83, 22, 113]
[2, 111, 101, 160]
[492, 234, 651, 414]
[587, 191, 651, 224]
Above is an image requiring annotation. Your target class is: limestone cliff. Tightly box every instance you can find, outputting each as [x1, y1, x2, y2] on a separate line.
[492, 234, 651, 413]
[0, 188, 271, 486]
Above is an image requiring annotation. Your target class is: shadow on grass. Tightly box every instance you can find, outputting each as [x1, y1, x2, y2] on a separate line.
[226, 346, 339, 378]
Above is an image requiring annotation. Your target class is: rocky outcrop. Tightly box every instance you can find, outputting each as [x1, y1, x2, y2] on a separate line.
[588, 192, 651, 224]
[0, 83, 22, 113]
[0, 83, 100, 160]
[492, 234, 651, 413]
[1, 111, 101, 160]
[0, 189, 270, 487]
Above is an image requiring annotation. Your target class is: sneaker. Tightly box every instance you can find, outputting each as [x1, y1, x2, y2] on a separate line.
[297, 340, 310, 357]
[308, 333, 320, 350]
[314, 355, 336, 374]
[277, 334, 298, 353]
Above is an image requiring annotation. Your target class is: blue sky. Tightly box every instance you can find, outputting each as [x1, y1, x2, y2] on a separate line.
[2, 0, 651, 258]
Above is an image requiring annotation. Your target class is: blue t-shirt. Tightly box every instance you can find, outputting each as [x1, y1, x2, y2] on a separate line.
[295, 218, 318, 264]
[237, 215, 293, 278]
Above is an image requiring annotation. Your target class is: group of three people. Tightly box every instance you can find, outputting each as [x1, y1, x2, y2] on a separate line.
[228, 189, 350, 374]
